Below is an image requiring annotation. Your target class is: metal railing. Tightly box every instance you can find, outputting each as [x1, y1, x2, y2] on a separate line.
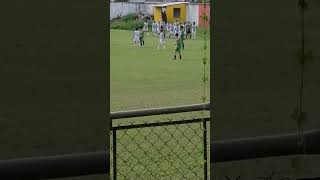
[211, 129, 320, 163]
[211, 130, 320, 180]
[111, 103, 210, 119]
[0, 151, 109, 180]
[111, 103, 211, 180]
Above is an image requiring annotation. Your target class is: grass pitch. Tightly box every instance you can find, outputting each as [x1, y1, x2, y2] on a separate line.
[110, 29, 210, 179]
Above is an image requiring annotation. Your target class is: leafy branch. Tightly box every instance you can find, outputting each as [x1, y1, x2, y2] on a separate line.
[200, 0, 209, 179]
[290, 0, 313, 176]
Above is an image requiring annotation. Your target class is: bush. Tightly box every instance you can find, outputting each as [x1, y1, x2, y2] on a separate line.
[122, 13, 138, 22]
[197, 27, 211, 38]
[111, 14, 144, 30]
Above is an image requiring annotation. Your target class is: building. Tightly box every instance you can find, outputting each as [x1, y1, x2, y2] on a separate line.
[153, 2, 188, 23]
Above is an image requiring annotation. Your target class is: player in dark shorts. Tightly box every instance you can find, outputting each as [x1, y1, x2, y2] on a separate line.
[139, 27, 145, 46]
[180, 26, 185, 50]
[186, 22, 192, 39]
[174, 33, 182, 60]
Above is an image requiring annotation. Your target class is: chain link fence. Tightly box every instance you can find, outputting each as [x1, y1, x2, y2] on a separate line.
[110, 104, 210, 180]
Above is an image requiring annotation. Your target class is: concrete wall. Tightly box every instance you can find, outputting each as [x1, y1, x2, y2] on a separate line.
[110, 2, 154, 19]
[187, 4, 198, 24]
[198, 3, 210, 28]
[111, 2, 201, 25]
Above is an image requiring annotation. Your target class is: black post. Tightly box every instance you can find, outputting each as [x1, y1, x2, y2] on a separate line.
[113, 130, 117, 180]
[203, 120, 208, 180]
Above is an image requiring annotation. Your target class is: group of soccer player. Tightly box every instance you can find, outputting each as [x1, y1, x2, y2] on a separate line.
[150, 20, 197, 40]
[132, 19, 197, 60]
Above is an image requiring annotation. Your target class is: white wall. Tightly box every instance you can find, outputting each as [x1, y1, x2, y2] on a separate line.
[110, 2, 154, 20]
[110, 2, 200, 26]
[145, 4, 154, 15]
[187, 4, 199, 25]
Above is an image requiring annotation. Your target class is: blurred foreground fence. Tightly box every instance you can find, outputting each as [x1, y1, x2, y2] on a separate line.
[3, 102, 320, 179]
[0, 151, 109, 179]
[110, 103, 211, 180]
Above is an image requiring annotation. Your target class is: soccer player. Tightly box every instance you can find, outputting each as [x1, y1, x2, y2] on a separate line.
[158, 29, 165, 49]
[166, 22, 170, 37]
[186, 22, 192, 39]
[157, 22, 161, 35]
[143, 21, 148, 32]
[169, 23, 175, 38]
[139, 27, 145, 46]
[183, 22, 187, 39]
[173, 33, 182, 60]
[152, 21, 157, 36]
[191, 22, 197, 39]
[133, 27, 140, 46]
[179, 25, 185, 50]
[175, 23, 180, 34]
[160, 22, 165, 38]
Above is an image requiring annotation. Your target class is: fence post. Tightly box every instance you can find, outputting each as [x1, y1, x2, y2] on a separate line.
[113, 129, 117, 180]
[203, 119, 208, 180]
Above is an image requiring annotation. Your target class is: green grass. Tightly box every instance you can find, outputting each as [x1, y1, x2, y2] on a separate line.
[111, 29, 210, 111]
[110, 29, 210, 179]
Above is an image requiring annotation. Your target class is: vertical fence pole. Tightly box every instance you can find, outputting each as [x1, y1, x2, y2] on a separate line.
[113, 129, 117, 180]
[203, 120, 208, 180]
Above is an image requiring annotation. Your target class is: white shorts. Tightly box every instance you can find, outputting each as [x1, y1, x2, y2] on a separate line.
[160, 39, 165, 44]
[134, 36, 140, 42]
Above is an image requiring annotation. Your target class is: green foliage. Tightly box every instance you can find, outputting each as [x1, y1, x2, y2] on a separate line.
[197, 27, 210, 38]
[290, 108, 308, 124]
[122, 13, 138, 21]
[296, 49, 313, 65]
[111, 14, 144, 30]
[201, 0, 209, 105]
[291, 1, 312, 176]
[298, 0, 309, 11]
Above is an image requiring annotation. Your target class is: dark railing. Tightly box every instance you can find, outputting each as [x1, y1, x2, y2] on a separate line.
[211, 129, 320, 163]
[111, 103, 210, 119]
[0, 151, 109, 180]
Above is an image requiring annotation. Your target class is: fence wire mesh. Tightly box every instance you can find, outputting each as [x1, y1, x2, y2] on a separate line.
[111, 116, 210, 180]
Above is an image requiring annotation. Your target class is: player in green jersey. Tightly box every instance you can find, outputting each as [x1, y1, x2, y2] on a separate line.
[173, 33, 182, 60]
[180, 25, 185, 50]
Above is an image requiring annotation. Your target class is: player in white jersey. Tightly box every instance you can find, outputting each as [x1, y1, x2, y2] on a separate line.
[191, 22, 197, 39]
[152, 21, 157, 35]
[175, 23, 180, 36]
[133, 27, 140, 46]
[169, 23, 174, 38]
[166, 23, 170, 33]
[158, 29, 165, 49]
[143, 21, 148, 32]
[183, 22, 187, 38]
[157, 22, 161, 34]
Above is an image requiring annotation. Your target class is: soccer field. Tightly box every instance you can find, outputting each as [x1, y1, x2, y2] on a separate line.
[110, 29, 210, 112]
[110, 29, 210, 179]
